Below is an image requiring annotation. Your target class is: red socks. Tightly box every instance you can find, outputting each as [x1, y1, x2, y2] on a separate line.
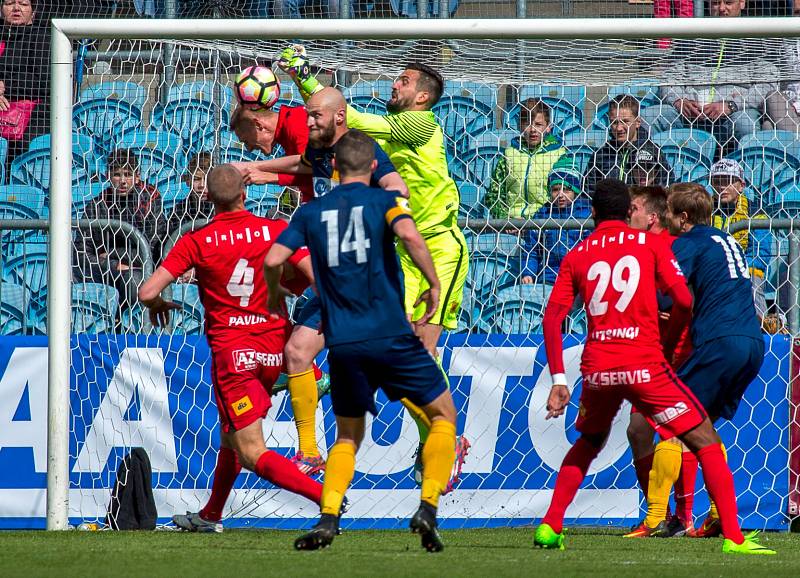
[255, 450, 323, 505]
[675, 451, 698, 525]
[200, 446, 241, 522]
[542, 438, 601, 535]
[633, 453, 654, 498]
[696, 444, 743, 544]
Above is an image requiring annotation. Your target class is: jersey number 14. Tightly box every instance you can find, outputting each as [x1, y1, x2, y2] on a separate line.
[321, 207, 371, 267]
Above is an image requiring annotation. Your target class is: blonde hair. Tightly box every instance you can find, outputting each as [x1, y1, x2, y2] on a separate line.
[668, 182, 712, 225]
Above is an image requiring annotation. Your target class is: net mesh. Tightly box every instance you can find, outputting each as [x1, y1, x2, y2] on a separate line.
[0, 25, 796, 529]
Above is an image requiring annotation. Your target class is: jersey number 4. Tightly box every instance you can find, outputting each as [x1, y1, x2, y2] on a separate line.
[227, 258, 255, 306]
[587, 255, 641, 315]
[321, 207, 371, 267]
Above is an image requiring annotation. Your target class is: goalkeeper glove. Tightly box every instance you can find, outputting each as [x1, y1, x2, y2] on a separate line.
[277, 44, 322, 100]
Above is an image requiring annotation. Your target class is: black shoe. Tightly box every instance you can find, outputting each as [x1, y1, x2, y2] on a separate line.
[410, 502, 444, 553]
[665, 516, 688, 538]
[294, 514, 338, 551]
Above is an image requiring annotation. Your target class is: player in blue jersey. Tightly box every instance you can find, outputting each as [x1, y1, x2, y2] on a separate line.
[264, 129, 458, 553]
[632, 182, 767, 539]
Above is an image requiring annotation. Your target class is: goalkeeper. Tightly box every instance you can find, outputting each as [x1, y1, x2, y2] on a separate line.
[279, 48, 470, 486]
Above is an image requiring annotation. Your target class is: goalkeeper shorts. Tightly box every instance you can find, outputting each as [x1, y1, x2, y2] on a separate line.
[397, 228, 468, 330]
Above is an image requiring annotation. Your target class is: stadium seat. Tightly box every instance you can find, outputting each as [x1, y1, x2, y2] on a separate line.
[167, 81, 235, 112]
[455, 130, 517, 202]
[155, 179, 191, 215]
[504, 84, 585, 138]
[0, 282, 28, 335]
[457, 184, 485, 218]
[71, 283, 120, 334]
[465, 232, 520, 256]
[0, 199, 41, 220]
[592, 80, 659, 130]
[129, 146, 184, 185]
[563, 129, 608, 173]
[2, 249, 48, 323]
[170, 283, 205, 335]
[0, 185, 45, 215]
[475, 283, 552, 334]
[121, 304, 150, 334]
[344, 80, 394, 114]
[72, 99, 143, 154]
[766, 183, 800, 216]
[434, 81, 497, 155]
[28, 132, 96, 159]
[467, 252, 518, 315]
[651, 129, 717, 183]
[111, 128, 184, 158]
[726, 130, 800, 210]
[245, 184, 282, 216]
[79, 81, 149, 110]
[151, 98, 232, 151]
[10, 149, 98, 192]
[72, 182, 105, 218]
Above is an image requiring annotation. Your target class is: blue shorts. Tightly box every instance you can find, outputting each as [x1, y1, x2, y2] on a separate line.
[327, 334, 448, 417]
[677, 335, 765, 421]
[293, 293, 322, 331]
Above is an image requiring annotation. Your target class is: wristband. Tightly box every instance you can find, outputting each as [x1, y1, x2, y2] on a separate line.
[551, 373, 568, 387]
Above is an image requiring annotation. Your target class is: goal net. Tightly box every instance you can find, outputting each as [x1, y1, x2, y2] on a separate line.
[19, 18, 799, 531]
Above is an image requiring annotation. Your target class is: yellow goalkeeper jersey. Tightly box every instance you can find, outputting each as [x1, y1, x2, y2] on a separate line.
[346, 107, 459, 235]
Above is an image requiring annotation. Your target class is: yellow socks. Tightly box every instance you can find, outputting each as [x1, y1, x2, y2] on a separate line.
[401, 398, 432, 444]
[708, 443, 726, 520]
[288, 369, 319, 458]
[421, 420, 457, 509]
[320, 443, 356, 516]
[644, 440, 682, 528]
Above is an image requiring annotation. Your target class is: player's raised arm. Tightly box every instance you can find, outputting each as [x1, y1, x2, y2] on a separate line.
[541, 255, 577, 419]
[138, 267, 181, 328]
[392, 216, 440, 325]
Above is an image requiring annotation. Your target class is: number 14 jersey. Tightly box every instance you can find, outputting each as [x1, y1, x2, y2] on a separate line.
[161, 210, 310, 345]
[548, 220, 687, 375]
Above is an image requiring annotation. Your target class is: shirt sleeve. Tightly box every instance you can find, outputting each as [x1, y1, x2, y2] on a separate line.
[276, 208, 308, 251]
[655, 238, 688, 291]
[670, 236, 695, 281]
[373, 142, 398, 182]
[547, 251, 578, 308]
[160, 233, 198, 278]
[347, 107, 437, 147]
[384, 194, 414, 227]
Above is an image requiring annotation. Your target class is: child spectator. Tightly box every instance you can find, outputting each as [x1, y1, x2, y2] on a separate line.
[79, 149, 166, 311]
[167, 151, 214, 234]
[485, 98, 567, 220]
[519, 161, 591, 285]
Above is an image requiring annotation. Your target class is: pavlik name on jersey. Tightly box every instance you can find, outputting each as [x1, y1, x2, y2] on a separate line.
[584, 368, 652, 387]
[228, 314, 269, 327]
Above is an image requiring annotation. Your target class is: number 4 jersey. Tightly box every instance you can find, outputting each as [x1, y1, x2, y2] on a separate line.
[548, 220, 688, 375]
[161, 210, 310, 345]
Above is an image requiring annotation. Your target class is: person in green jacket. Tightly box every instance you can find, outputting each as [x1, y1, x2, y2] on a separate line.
[485, 98, 567, 219]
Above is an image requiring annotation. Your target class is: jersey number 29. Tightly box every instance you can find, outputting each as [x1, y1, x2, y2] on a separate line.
[321, 207, 371, 267]
[587, 255, 641, 315]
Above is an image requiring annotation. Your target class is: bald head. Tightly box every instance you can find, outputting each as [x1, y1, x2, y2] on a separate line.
[207, 164, 245, 211]
[306, 87, 348, 148]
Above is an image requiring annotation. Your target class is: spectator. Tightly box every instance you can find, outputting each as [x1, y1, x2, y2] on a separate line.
[79, 149, 167, 310]
[585, 95, 670, 195]
[272, 0, 340, 18]
[167, 151, 214, 235]
[708, 158, 772, 317]
[485, 98, 567, 219]
[641, 0, 777, 154]
[519, 163, 591, 285]
[0, 0, 51, 162]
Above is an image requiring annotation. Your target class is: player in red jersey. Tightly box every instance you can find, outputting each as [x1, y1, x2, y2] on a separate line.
[138, 165, 331, 533]
[625, 185, 696, 538]
[533, 179, 773, 555]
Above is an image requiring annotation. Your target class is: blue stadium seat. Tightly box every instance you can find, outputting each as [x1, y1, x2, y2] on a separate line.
[563, 129, 608, 173]
[457, 184, 485, 218]
[454, 130, 517, 203]
[467, 253, 518, 320]
[245, 184, 282, 216]
[71, 283, 119, 334]
[592, 81, 659, 131]
[465, 232, 520, 256]
[10, 149, 98, 192]
[504, 85, 585, 138]
[0, 200, 41, 220]
[0, 185, 45, 215]
[168, 81, 234, 111]
[155, 179, 191, 215]
[344, 80, 394, 114]
[129, 146, 183, 185]
[434, 81, 497, 155]
[28, 133, 96, 159]
[766, 183, 800, 216]
[651, 129, 717, 183]
[2, 249, 48, 323]
[151, 98, 231, 151]
[475, 283, 552, 334]
[111, 128, 184, 158]
[170, 283, 205, 335]
[121, 304, 150, 334]
[726, 130, 800, 210]
[0, 282, 28, 335]
[79, 81, 149, 110]
[72, 182, 104, 218]
[72, 99, 143, 154]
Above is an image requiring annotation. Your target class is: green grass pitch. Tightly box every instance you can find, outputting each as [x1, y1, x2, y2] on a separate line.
[0, 528, 798, 577]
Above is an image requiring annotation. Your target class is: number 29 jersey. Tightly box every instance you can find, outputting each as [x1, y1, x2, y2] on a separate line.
[548, 220, 687, 374]
[160, 210, 310, 345]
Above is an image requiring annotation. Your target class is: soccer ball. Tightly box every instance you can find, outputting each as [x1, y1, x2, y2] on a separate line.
[235, 65, 280, 110]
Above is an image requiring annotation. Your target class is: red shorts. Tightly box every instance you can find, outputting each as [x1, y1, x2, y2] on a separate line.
[210, 327, 290, 433]
[578, 363, 706, 439]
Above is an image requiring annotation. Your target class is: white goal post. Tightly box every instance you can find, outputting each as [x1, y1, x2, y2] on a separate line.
[47, 16, 800, 530]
